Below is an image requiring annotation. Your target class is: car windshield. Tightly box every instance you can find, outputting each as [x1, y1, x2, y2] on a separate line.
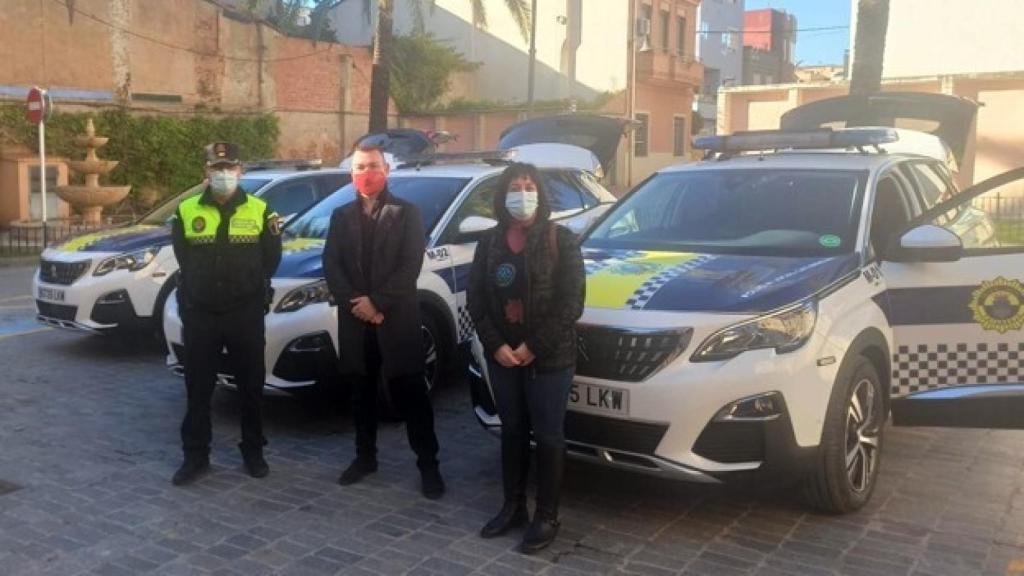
[139, 177, 271, 225]
[585, 169, 866, 257]
[284, 176, 470, 239]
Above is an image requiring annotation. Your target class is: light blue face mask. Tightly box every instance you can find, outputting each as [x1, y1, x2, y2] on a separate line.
[505, 190, 539, 221]
[209, 170, 239, 200]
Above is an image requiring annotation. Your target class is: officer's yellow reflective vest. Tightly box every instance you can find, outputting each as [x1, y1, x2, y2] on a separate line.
[178, 194, 268, 244]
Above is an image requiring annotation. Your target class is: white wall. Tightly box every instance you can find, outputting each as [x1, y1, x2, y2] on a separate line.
[850, 0, 1024, 78]
[331, 0, 628, 105]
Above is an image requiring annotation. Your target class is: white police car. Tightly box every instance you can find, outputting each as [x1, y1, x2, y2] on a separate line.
[164, 116, 630, 404]
[33, 162, 349, 336]
[469, 93, 1024, 513]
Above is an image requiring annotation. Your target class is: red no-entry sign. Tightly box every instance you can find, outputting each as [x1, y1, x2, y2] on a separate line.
[26, 86, 54, 232]
[26, 87, 52, 124]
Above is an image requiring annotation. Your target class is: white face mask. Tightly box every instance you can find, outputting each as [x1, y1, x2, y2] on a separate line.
[505, 190, 539, 221]
[209, 170, 239, 200]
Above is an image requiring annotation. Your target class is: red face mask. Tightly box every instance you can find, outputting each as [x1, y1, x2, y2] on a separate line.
[354, 170, 387, 197]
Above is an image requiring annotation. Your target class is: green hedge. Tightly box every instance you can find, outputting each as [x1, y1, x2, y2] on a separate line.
[0, 105, 278, 214]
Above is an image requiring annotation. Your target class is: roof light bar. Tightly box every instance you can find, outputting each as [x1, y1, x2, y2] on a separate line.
[397, 149, 516, 168]
[243, 158, 323, 171]
[693, 128, 899, 153]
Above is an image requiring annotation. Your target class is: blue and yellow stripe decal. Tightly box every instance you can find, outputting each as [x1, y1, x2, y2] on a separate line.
[282, 237, 325, 254]
[584, 251, 716, 309]
[582, 249, 859, 313]
[58, 225, 160, 252]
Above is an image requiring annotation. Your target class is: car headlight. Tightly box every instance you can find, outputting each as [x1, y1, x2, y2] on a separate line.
[691, 299, 818, 362]
[93, 247, 159, 276]
[275, 279, 332, 313]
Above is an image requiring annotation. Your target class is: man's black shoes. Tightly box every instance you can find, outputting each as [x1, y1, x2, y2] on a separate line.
[172, 458, 210, 486]
[338, 457, 378, 485]
[421, 467, 446, 500]
[480, 501, 528, 538]
[242, 451, 270, 479]
[520, 516, 560, 554]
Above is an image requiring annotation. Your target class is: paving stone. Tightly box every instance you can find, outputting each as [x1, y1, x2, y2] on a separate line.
[0, 316, 1022, 576]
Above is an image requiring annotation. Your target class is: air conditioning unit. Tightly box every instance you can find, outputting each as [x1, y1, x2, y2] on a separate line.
[636, 17, 652, 37]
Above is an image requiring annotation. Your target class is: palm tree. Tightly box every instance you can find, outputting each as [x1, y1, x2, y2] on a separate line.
[356, 0, 532, 132]
[849, 0, 889, 97]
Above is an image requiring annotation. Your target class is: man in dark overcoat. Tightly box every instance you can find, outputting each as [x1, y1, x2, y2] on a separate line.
[322, 144, 444, 499]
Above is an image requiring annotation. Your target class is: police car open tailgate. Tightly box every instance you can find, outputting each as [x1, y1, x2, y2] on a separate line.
[779, 92, 978, 167]
[497, 115, 634, 174]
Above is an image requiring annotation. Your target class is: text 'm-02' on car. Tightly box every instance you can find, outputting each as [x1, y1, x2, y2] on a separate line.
[33, 160, 349, 337]
[163, 115, 630, 408]
[469, 93, 1024, 513]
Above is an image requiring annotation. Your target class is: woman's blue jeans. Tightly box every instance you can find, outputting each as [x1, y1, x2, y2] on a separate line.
[487, 361, 573, 519]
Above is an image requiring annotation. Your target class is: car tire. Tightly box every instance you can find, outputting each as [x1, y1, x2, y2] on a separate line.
[377, 308, 448, 421]
[151, 274, 179, 346]
[802, 355, 885, 514]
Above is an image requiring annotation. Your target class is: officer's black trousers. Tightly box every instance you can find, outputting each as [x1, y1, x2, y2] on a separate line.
[351, 329, 440, 471]
[181, 300, 266, 460]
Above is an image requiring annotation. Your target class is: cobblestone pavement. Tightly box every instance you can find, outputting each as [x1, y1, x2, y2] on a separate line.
[2, 269, 1024, 576]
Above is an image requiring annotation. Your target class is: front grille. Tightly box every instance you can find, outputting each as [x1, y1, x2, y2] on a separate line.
[575, 325, 693, 382]
[692, 421, 765, 463]
[36, 300, 78, 322]
[39, 259, 90, 285]
[565, 411, 668, 455]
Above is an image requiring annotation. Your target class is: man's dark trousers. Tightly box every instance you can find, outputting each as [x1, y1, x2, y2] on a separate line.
[181, 300, 267, 459]
[351, 329, 439, 470]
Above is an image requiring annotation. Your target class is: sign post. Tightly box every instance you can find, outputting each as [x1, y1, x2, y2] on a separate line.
[26, 87, 52, 246]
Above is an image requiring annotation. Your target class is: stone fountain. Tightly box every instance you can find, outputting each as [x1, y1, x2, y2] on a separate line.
[54, 117, 131, 226]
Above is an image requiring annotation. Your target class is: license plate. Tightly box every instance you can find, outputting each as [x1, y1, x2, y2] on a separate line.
[37, 287, 65, 302]
[569, 381, 629, 416]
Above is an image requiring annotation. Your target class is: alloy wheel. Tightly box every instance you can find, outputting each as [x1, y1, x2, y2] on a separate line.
[845, 377, 881, 494]
[422, 323, 438, 392]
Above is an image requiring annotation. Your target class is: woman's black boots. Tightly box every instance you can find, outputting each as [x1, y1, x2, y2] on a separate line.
[520, 442, 564, 553]
[480, 500, 529, 538]
[480, 434, 530, 538]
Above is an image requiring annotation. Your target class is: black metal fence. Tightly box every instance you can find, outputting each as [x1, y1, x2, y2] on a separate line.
[974, 194, 1024, 245]
[1, 217, 134, 257]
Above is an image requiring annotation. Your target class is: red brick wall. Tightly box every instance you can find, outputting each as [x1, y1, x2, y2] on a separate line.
[271, 39, 374, 114]
[482, 112, 523, 149]
[439, 116, 478, 152]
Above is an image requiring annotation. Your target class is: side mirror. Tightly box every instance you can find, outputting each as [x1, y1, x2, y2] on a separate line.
[457, 215, 497, 240]
[886, 224, 963, 262]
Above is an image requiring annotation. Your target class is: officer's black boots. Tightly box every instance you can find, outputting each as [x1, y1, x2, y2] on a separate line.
[241, 446, 270, 479]
[420, 467, 446, 500]
[172, 457, 210, 486]
[338, 457, 378, 485]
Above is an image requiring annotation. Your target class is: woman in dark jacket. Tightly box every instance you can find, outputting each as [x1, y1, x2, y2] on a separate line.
[466, 162, 585, 553]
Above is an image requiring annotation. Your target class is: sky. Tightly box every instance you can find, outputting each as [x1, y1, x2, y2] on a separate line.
[744, 0, 851, 66]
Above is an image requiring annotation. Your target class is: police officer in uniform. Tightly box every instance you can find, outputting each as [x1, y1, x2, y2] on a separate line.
[171, 142, 282, 486]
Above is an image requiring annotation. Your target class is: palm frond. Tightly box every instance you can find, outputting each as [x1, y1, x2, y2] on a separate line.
[469, 0, 487, 28]
[408, 0, 437, 33]
[503, 0, 531, 42]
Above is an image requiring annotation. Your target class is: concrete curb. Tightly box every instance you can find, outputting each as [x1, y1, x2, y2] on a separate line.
[0, 255, 39, 269]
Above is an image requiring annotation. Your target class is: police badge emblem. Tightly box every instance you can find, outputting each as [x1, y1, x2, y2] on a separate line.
[968, 276, 1024, 334]
[192, 216, 206, 233]
[267, 212, 283, 236]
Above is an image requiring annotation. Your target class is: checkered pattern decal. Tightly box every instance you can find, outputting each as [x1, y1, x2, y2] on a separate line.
[891, 342, 1023, 396]
[626, 255, 717, 310]
[457, 306, 475, 343]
